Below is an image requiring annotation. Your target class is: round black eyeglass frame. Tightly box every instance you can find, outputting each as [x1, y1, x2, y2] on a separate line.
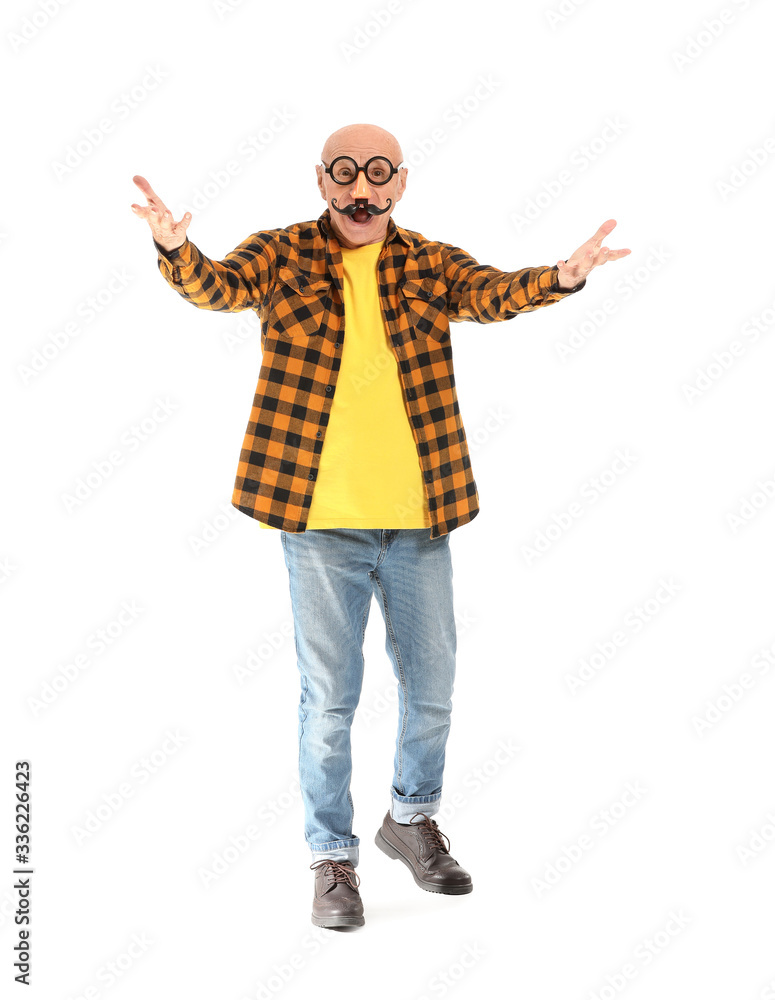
[322, 155, 402, 186]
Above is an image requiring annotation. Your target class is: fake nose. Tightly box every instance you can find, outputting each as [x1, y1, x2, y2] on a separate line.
[352, 169, 371, 200]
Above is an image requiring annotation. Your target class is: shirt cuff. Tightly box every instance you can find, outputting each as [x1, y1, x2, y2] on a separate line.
[153, 237, 192, 263]
[549, 265, 586, 294]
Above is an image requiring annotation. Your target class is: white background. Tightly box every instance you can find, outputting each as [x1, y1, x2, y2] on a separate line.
[3, 0, 775, 997]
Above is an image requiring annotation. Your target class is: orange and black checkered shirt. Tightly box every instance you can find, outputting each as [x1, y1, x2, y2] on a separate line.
[153, 208, 585, 538]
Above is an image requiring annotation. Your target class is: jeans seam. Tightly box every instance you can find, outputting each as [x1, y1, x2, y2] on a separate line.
[372, 568, 409, 796]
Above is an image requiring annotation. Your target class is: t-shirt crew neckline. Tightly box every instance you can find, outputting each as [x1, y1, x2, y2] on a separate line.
[340, 239, 385, 254]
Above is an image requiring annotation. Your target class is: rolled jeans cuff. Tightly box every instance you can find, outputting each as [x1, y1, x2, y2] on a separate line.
[390, 791, 442, 824]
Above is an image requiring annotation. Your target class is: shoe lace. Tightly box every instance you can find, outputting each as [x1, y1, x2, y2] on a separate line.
[408, 812, 451, 854]
[309, 859, 361, 890]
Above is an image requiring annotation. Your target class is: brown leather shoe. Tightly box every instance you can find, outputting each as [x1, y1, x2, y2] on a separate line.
[310, 859, 365, 928]
[375, 811, 473, 894]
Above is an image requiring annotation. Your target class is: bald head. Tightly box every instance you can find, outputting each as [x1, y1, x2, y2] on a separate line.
[320, 123, 403, 166]
[316, 122, 408, 249]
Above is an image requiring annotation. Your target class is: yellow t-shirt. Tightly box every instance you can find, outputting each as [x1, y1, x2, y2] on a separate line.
[260, 239, 430, 531]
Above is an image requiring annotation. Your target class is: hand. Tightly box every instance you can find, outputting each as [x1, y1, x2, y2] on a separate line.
[556, 219, 630, 290]
[131, 175, 191, 252]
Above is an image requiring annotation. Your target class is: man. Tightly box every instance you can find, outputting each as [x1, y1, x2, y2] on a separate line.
[131, 123, 629, 930]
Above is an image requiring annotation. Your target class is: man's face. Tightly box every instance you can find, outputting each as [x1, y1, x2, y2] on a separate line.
[316, 142, 407, 249]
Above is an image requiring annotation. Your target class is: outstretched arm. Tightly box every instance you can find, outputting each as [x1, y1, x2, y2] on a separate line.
[131, 174, 273, 312]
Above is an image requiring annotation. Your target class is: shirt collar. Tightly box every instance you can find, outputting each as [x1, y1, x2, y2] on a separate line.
[316, 208, 411, 248]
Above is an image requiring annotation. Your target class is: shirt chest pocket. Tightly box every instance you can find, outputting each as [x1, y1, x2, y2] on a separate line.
[268, 265, 331, 340]
[401, 276, 450, 343]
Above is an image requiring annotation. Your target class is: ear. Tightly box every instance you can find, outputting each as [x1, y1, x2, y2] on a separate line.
[396, 166, 408, 199]
[315, 164, 326, 200]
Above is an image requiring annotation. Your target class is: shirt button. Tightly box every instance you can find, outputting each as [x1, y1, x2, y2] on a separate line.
[334, 342, 342, 348]
[308, 472, 315, 480]
[325, 385, 332, 393]
[316, 431, 322, 438]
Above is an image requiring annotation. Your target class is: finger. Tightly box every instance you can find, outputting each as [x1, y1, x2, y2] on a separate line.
[589, 220, 617, 252]
[132, 174, 169, 215]
[147, 205, 171, 239]
[130, 202, 168, 224]
[158, 207, 191, 242]
[164, 208, 191, 234]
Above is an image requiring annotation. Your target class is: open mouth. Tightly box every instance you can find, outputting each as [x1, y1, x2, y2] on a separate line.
[350, 200, 372, 224]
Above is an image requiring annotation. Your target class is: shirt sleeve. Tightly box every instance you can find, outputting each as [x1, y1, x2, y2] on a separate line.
[153, 232, 276, 312]
[440, 243, 586, 324]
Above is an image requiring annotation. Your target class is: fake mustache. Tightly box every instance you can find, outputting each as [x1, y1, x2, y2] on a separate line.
[331, 197, 392, 216]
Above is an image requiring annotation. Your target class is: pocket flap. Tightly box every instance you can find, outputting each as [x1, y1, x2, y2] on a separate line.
[401, 275, 447, 307]
[276, 264, 330, 296]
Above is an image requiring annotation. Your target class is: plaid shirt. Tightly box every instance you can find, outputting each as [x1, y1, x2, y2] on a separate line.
[153, 208, 585, 538]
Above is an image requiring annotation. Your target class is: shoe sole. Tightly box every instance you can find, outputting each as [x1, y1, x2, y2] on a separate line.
[311, 911, 365, 928]
[374, 829, 473, 895]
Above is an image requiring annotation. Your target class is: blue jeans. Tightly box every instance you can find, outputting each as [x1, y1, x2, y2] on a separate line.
[280, 527, 456, 869]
